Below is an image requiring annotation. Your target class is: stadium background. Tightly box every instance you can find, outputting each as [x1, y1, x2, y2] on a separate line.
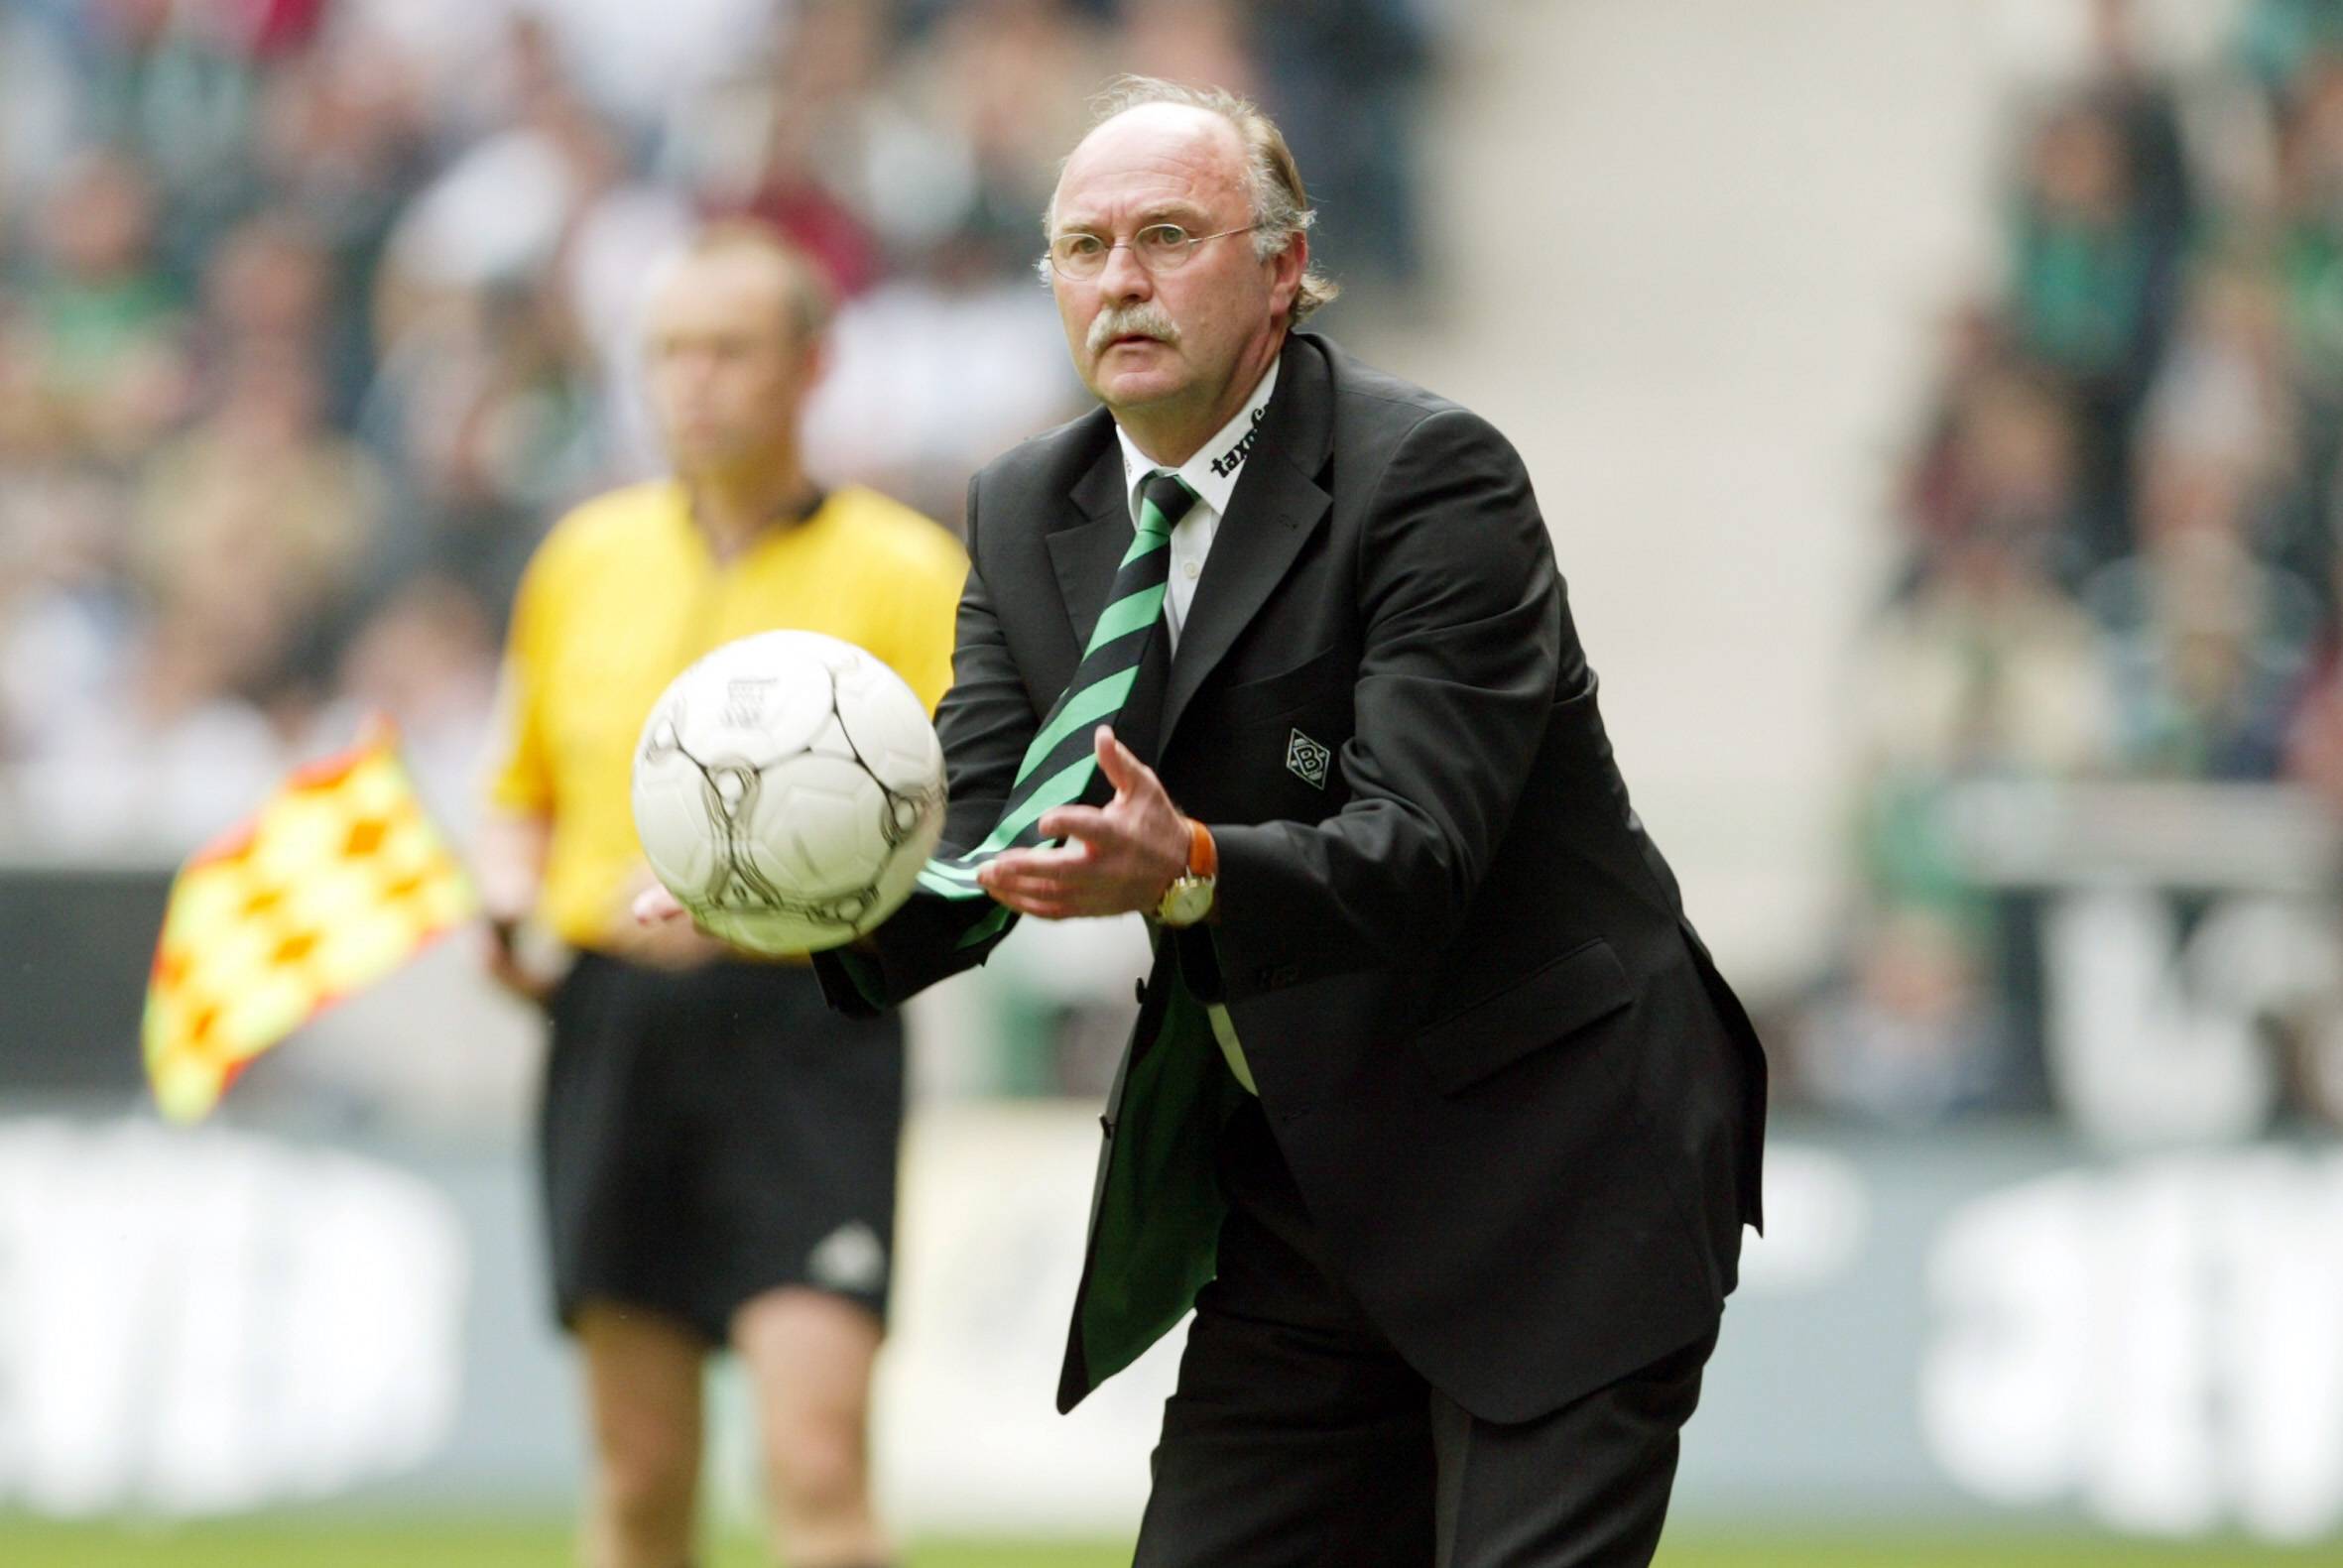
[10, 0, 2343, 1562]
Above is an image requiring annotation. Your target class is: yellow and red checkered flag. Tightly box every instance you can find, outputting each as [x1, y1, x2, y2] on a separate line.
[142, 719, 478, 1122]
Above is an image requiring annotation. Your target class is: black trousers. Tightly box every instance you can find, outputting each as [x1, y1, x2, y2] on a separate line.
[1134, 1101, 1716, 1568]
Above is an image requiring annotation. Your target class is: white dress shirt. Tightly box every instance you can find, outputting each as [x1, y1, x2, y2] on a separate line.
[1114, 357, 1280, 655]
[1111, 358, 1281, 1094]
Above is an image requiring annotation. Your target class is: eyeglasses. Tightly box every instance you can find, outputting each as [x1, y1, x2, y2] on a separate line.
[1045, 222, 1261, 281]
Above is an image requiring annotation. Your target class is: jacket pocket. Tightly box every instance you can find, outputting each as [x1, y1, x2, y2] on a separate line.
[1412, 938, 1634, 1096]
[1216, 644, 1346, 727]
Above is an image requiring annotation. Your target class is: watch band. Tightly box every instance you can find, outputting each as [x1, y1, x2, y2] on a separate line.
[1185, 817, 1217, 880]
[1156, 817, 1218, 927]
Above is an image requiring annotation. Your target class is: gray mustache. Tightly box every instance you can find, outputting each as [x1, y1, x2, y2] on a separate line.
[1088, 304, 1180, 355]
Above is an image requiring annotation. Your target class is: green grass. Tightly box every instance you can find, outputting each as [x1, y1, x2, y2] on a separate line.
[0, 1519, 1116, 1568]
[1657, 1540, 2343, 1567]
[5, 1519, 2343, 1567]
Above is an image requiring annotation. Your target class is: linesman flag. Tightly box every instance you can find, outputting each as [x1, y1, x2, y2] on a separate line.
[143, 720, 477, 1122]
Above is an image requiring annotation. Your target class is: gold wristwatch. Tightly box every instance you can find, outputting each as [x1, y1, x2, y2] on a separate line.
[1155, 817, 1218, 927]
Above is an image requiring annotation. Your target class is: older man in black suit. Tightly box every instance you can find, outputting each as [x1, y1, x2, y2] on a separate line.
[647, 73, 1765, 1568]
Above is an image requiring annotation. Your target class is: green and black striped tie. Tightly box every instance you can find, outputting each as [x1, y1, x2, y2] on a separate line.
[918, 470, 1196, 941]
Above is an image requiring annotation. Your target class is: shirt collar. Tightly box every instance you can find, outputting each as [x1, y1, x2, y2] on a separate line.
[1116, 356, 1281, 523]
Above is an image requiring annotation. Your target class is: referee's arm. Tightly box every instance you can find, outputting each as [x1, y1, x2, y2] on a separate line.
[479, 541, 562, 1002]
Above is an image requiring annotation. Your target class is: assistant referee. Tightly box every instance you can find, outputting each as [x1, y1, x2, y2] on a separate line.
[476, 223, 964, 1568]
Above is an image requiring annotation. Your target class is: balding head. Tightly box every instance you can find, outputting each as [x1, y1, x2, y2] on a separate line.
[1056, 102, 1251, 236]
[1043, 79, 1321, 462]
[1046, 77, 1337, 323]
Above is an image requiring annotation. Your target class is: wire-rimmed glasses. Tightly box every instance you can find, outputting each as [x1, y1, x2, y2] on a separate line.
[1045, 222, 1261, 281]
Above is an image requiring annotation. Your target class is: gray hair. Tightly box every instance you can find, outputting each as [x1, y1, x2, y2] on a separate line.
[1039, 75, 1339, 323]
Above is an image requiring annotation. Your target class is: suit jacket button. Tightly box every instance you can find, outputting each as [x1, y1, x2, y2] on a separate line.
[1100, 1115, 1115, 1138]
[1133, 980, 1147, 1005]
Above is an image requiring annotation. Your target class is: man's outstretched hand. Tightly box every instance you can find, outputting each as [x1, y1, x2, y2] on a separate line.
[976, 725, 1187, 919]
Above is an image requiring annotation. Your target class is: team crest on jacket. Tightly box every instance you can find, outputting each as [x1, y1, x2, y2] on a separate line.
[1286, 729, 1331, 788]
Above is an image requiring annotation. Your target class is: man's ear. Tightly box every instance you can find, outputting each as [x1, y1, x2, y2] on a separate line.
[1269, 232, 1307, 323]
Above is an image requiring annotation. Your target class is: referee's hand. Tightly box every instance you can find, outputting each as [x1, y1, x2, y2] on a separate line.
[480, 918, 557, 1005]
[632, 884, 882, 957]
[610, 869, 727, 971]
[633, 885, 688, 926]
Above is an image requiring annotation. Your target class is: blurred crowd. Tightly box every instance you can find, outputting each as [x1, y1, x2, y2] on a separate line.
[0, 0, 1438, 855]
[1814, 0, 2343, 1127]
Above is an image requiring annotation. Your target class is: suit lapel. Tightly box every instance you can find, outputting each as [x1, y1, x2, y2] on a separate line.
[1160, 337, 1336, 748]
[1045, 436, 1131, 660]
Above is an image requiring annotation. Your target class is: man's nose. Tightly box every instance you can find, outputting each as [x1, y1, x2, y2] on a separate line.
[1096, 239, 1154, 302]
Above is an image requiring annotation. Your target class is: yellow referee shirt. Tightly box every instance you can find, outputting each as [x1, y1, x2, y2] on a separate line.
[487, 481, 967, 951]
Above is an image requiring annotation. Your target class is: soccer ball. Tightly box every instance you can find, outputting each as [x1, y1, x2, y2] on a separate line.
[630, 630, 946, 954]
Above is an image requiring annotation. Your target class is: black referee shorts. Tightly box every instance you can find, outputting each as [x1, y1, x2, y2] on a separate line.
[537, 951, 906, 1345]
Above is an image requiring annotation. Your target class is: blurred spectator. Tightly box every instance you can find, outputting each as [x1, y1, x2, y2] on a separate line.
[0, 470, 136, 773]
[1905, 303, 2026, 554]
[2239, 0, 2343, 105]
[3, 151, 192, 465]
[7, 602, 286, 854]
[2006, 95, 2177, 570]
[2282, 631, 2343, 808]
[1800, 907, 2012, 1127]
[320, 574, 499, 838]
[133, 338, 388, 680]
[195, 208, 382, 423]
[2272, 52, 2343, 547]
[358, 281, 601, 613]
[202, 211, 329, 351]
[2143, 261, 2302, 509]
[0, 11, 80, 236]
[69, 0, 272, 267]
[1902, 360, 2096, 595]
[1251, 0, 1438, 295]
[374, 24, 635, 331]
[906, 0, 1105, 270]
[2084, 439, 2322, 779]
[1118, 0, 1260, 100]
[1863, 437, 2114, 784]
[715, 2, 896, 294]
[246, 25, 432, 293]
[2086, 0, 2195, 252]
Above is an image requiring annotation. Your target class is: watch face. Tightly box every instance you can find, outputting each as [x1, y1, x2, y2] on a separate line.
[1159, 878, 1214, 926]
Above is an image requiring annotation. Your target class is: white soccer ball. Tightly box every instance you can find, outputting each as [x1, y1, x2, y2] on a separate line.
[630, 630, 946, 954]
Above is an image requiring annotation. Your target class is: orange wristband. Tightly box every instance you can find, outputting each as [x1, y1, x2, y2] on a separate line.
[1186, 817, 1217, 879]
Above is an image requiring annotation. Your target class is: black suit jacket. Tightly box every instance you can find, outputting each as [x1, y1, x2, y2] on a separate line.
[818, 330, 1766, 1424]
